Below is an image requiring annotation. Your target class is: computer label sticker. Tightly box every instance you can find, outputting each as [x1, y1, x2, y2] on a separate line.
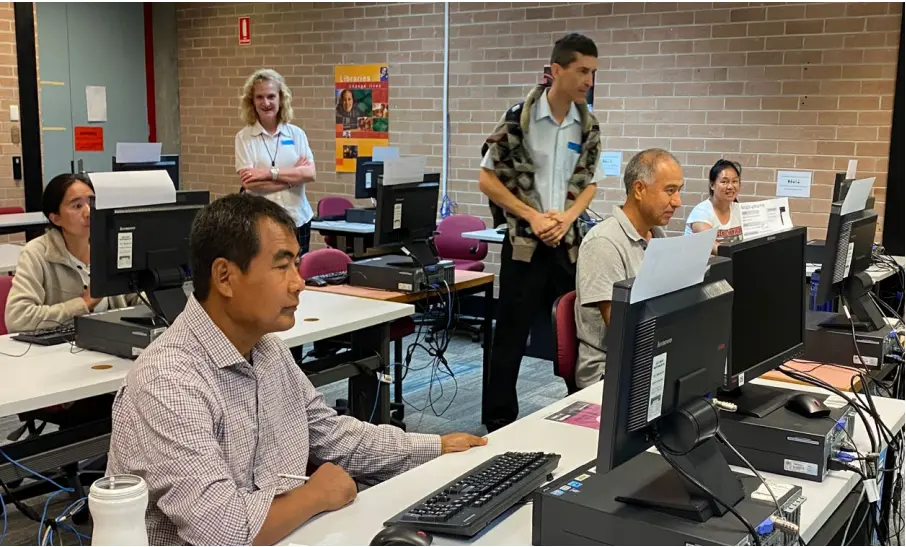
[393, 203, 402, 230]
[117, 232, 133, 269]
[783, 458, 818, 476]
[647, 352, 667, 423]
[843, 241, 855, 278]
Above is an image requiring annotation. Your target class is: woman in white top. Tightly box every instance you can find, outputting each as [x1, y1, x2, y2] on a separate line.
[235, 69, 317, 254]
[685, 159, 744, 252]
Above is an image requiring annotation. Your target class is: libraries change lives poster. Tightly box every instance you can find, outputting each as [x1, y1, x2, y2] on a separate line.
[335, 64, 389, 172]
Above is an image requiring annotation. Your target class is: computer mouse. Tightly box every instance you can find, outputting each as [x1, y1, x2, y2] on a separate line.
[305, 278, 327, 287]
[369, 525, 433, 546]
[785, 393, 831, 419]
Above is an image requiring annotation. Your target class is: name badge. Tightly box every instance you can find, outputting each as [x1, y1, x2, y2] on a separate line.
[280, 139, 295, 145]
[567, 141, 581, 153]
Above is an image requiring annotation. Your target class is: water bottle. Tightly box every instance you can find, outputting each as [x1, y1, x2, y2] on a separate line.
[89, 474, 149, 546]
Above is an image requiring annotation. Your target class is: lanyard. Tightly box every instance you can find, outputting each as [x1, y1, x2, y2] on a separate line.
[260, 132, 281, 167]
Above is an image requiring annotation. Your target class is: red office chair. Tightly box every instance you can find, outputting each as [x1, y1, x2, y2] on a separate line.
[298, 249, 414, 429]
[317, 197, 354, 250]
[0, 275, 12, 335]
[434, 215, 488, 272]
[0, 207, 24, 215]
[551, 291, 580, 395]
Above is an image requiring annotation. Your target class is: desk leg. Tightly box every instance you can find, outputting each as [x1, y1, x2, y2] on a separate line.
[336, 235, 348, 254]
[393, 339, 404, 409]
[353, 235, 365, 257]
[348, 324, 391, 425]
[481, 282, 494, 423]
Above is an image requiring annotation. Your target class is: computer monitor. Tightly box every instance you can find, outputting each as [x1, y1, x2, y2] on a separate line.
[355, 156, 382, 200]
[373, 175, 440, 266]
[814, 204, 884, 331]
[716, 227, 807, 418]
[112, 154, 180, 190]
[90, 190, 209, 326]
[833, 172, 854, 203]
[597, 275, 742, 521]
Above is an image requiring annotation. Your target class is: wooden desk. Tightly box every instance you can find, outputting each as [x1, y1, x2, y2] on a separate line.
[760, 359, 893, 393]
[308, 270, 496, 426]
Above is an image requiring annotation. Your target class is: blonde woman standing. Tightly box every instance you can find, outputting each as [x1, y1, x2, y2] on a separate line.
[235, 69, 317, 253]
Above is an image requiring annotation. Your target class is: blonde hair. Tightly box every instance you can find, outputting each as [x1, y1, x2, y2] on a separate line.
[239, 69, 294, 126]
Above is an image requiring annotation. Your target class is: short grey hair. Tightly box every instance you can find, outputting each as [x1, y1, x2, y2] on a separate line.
[623, 148, 681, 195]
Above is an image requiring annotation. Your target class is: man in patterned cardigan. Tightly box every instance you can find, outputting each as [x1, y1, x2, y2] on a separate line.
[478, 33, 605, 432]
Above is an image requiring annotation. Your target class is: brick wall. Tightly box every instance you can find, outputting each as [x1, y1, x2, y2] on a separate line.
[176, 2, 901, 276]
[0, 3, 22, 215]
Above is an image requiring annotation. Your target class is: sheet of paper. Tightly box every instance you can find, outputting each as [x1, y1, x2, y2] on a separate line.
[776, 170, 812, 198]
[845, 160, 858, 180]
[739, 197, 793, 240]
[88, 171, 176, 210]
[841, 177, 875, 216]
[115, 142, 162, 164]
[599, 151, 622, 177]
[372, 146, 399, 162]
[86, 86, 107, 122]
[630, 228, 717, 304]
[382, 156, 426, 186]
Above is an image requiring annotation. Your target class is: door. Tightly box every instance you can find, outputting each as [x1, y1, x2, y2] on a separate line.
[37, 3, 149, 184]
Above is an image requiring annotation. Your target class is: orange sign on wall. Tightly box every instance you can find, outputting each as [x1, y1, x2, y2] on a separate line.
[74, 126, 104, 152]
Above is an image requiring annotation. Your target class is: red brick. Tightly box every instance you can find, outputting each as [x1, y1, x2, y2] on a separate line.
[785, 20, 825, 35]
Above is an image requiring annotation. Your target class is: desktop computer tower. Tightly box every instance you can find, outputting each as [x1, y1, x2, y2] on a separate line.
[347, 255, 455, 293]
[803, 310, 894, 368]
[533, 456, 804, 546]
[345, 208, 376, 224]
[74, 306, 167, 359]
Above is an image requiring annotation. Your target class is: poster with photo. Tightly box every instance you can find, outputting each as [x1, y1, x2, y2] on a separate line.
[335, 64, 389, 172]
[543, 65, 594, 111]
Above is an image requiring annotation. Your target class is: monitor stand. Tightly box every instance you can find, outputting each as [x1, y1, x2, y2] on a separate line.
[121, 286, 188, 327]
[398, 240, 439, 267]
[617, 438, 745, 522]
[718, 383, 791, 419]
[818, 272, 886, 332]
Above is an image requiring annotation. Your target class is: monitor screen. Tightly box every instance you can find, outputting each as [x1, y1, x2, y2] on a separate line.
[725, 229, 805, 379]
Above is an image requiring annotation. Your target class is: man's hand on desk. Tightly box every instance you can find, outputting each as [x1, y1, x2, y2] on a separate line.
[303, 462, 358, 511]
[440, 433, 488, 454]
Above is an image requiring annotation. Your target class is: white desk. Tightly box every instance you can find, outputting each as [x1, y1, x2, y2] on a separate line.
[462, 229, 504, 244]
[0, 291, 414, 417]
[281, 378, 905, 546]
[310, 220, 375, 234]
[0, 243, 22, 272]
[0, 212, 47, 235]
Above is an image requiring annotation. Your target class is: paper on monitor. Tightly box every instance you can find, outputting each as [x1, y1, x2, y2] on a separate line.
[116, 142, 162, 164]
[630, 228, 717, 304]
[382, 156, 426, 186]
[372, 146, 399, 162]
[88, 171, 176, 210]
[840, 177, 875, 216]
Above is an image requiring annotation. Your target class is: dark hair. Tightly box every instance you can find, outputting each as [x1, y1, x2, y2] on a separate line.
[41, 173, 94, 230]
[550, 33, 598, 68]
[708, 159, 742, 197]
[190, 193, 297, 301]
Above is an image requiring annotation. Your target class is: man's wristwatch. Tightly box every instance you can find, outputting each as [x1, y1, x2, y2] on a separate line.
[270, 167, 279, 181]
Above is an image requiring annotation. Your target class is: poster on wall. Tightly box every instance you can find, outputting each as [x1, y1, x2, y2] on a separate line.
[335, 64, 389, 172]
[543, 65, 594, 111]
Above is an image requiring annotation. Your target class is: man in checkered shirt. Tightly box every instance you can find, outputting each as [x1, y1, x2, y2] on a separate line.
[106, 194, 487, 546]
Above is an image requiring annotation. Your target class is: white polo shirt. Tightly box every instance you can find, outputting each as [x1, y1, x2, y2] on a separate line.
[481, 89, 605, 212]
[235, 121, 314, 227]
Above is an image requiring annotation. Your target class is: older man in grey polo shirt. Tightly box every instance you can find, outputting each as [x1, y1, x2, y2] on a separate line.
[574, 149, 684, 388]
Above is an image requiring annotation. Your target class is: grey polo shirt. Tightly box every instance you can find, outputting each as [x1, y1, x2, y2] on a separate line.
[574, 206, 666, 389]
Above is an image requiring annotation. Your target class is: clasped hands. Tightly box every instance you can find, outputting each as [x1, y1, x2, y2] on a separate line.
[529, 209, 577, 247]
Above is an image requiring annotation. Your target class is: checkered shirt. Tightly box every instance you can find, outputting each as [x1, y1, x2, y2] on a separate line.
[106, 295, 441, 546]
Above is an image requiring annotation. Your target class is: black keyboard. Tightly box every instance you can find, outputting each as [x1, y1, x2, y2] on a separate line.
[384, 451, 560, 537]
[304, 271, 348, 286]
[12, 325, 76, 346]
[315, 214, 345, 221]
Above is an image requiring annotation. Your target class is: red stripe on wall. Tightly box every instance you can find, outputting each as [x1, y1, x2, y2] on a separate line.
[143, 2, 157, 143]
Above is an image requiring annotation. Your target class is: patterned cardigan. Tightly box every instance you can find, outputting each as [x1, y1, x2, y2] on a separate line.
[481, 84, 601, 264]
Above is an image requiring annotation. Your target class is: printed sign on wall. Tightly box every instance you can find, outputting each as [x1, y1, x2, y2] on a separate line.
[335, 64, 390, 173]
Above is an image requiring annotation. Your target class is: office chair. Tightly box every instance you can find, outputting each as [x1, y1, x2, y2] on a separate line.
[432, 215, 488, 342]
[317, 196, 354, 251]
[551, 291, 580, 395]
[0, 206, 25, 215]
